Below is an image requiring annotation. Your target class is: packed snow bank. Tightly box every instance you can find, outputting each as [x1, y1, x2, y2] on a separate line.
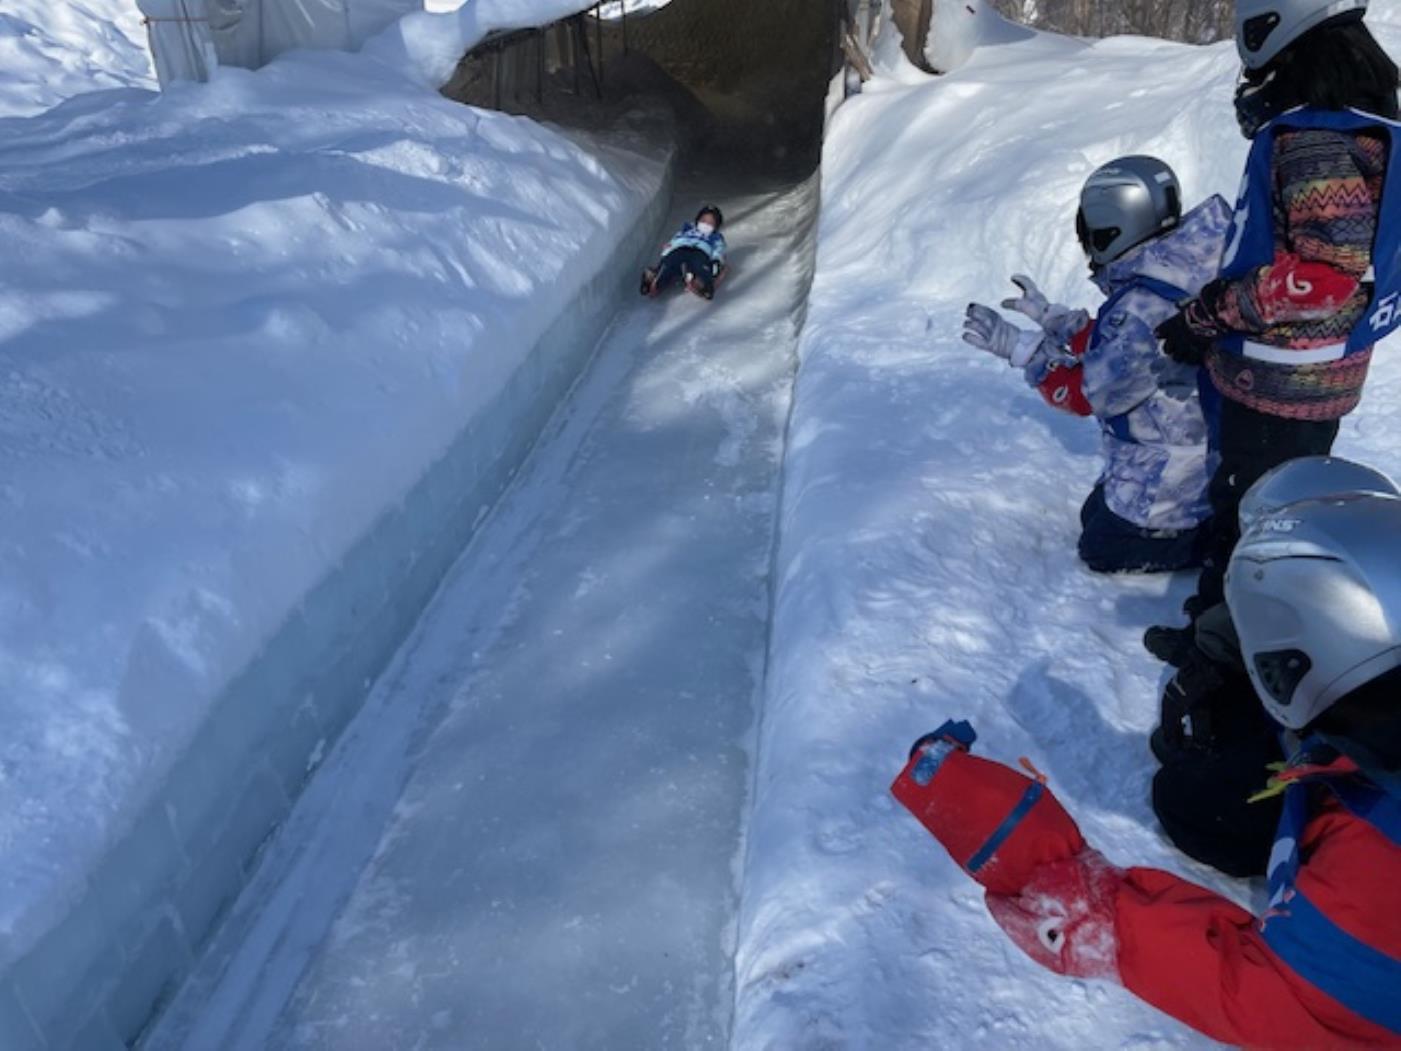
[0, 0, 154, 118]
[365, 0, 605, 89]
[925, 0, 1033, 72]
[0, 47, 671, 1049]
[735, 17, 1401, 1051]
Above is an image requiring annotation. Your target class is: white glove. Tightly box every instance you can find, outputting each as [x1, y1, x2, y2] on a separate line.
[1001, 274, 1090, 347]
[962, 304, 1045, 368]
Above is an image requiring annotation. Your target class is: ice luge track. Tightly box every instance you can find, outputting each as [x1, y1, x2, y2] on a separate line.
[148, 174, 818, 1051]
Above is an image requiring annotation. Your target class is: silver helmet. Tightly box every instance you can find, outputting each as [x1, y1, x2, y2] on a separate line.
[1227, 492, 1401, 729]
[1239, 455, 1400, 533]
[1236, 0, 1369, 69]
[1077, 157, 1183, 267]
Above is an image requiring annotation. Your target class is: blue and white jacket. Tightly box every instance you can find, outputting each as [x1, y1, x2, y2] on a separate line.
[1071, 196, 1230, 532]
[662, 223, 727, 269]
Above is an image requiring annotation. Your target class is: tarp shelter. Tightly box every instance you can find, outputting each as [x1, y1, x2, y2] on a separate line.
[139, 0, 422, 85]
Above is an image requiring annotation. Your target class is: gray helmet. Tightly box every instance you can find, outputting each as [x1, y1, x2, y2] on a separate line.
[1227, 492, 1401, 729]
[1236, 0, 1369, 69]
[1077, 157, 1183, 267]
[1239, 455, 1400, 533]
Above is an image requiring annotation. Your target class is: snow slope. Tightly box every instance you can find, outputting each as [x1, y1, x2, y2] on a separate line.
[734, 11, 1401, 1050]
[0, 43, 670, 1049]
[0, 0, 153, 118]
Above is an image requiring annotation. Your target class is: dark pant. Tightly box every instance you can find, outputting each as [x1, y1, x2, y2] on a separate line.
[654, 247, 715, 296]
[1077, 484, 1207, 574]
[1193, 601, 1243, 671]
[1193, 397, 1340, 609]
[1152, 730, 1284, 878]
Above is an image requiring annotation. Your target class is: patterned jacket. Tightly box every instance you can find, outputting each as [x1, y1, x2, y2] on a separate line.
[1191, 127, 1387, 420]
[662, 223, 727, 268]
[1029, 197, 1232, 532]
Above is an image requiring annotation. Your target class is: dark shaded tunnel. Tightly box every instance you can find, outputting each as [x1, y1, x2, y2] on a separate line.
[442, 0, 845, 177]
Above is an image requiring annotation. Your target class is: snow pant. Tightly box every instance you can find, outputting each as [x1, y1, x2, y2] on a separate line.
[1152, 724, 1284, 879]
[1077, 484, 1207, 574]
[654, 246, 716, 296]
[1191, 397, 1340, 611]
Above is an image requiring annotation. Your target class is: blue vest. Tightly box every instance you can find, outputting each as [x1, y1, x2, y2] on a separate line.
[1261, 746, 1401, 1034]
[1094, 275, 1220, 448]
[1218, 107, 1401, 359]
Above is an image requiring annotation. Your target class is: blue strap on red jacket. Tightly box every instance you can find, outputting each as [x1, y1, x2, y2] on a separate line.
[1261, 744, 1401, 1035]
[965, 779, 1045, 875]
[1218, 106, 1401, 357]
[1094, 275, 1194, 444]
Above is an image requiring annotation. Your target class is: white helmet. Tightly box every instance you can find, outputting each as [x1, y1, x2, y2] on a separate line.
[1239, 455, 1400, 533]
[1236, 0, 1369, 69]
[1227, 492, 1401, 729]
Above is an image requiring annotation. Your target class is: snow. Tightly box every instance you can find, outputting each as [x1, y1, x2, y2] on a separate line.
[0, 35, 671, 1049]
[0, 0, 153, 118]
[733, 9, 1401, 1050]
[7, 0, 1401, 1044]
[145, 177, 818, 1050]
[364, 0, 614, 89]
[596, 0, 677, 18]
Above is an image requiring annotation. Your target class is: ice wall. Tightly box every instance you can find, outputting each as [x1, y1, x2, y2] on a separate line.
[0, 64, 674, 1051]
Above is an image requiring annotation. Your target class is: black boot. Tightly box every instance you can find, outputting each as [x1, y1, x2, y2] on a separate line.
[640, 268, 657, 297]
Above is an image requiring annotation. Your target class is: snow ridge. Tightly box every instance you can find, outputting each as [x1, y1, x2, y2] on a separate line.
[734, 14, 1401, 1050]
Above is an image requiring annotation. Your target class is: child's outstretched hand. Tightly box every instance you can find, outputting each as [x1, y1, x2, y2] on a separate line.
[962, 304, 1044, 368]
[891, 721, 1084, 896]
[892, 723, 1125, 982]
[1001, 274, 1089, 345]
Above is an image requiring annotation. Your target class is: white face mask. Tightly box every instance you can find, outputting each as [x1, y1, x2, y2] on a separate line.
[696, 222, 716, 236]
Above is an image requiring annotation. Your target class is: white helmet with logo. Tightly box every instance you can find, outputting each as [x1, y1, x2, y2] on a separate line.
[1238, 455, 1400, 533]
[1235, 0, 1369, 69]
[1227, 491, 1401, 729]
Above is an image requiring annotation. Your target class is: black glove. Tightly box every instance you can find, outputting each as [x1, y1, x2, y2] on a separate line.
[1155, 647, 1263, 762]
[1158, 654, 1225, 756]
[1155, 310, 1215, 367]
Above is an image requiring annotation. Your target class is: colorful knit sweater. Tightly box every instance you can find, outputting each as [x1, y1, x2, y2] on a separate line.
[1190, 127, 1387, 420]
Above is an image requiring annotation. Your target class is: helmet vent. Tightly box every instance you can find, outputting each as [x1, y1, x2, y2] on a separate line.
[1243, 12, 1281, 54]
[1254, 648, 1313, 708]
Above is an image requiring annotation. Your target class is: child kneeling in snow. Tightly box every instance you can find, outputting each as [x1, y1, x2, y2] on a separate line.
[961, 156, 1230, 574]
[892, 489, 1401, 1048]
[641, 205, 728, 301]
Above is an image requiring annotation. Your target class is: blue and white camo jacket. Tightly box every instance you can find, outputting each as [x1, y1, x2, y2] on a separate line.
[1073, 195, 1231, 532]
[662, 222, 727, 267]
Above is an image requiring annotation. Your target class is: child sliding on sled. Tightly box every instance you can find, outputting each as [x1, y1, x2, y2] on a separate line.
[892, 488, 1401, 1047]
[641, 205, 728, 301]
[961, 157, 1230, 574]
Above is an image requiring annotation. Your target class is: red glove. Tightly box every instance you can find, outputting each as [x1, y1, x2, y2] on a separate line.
[985, 849, 1123, 980]
[891, 725, 1084, 897]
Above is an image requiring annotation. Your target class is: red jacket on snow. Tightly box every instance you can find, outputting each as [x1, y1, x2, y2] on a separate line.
[892, 732, 1401, 1049]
